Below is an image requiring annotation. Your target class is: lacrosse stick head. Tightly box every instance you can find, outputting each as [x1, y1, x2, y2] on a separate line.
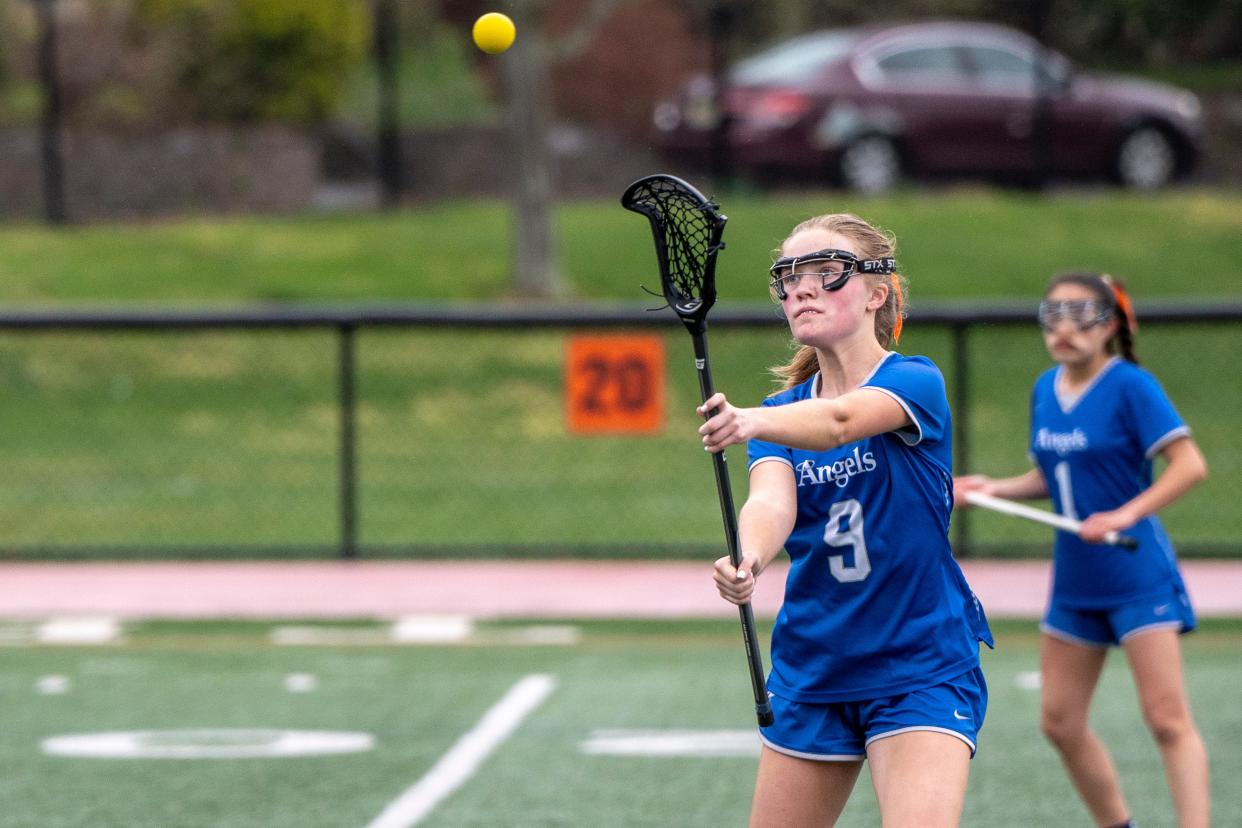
[620, 174, 727, 333]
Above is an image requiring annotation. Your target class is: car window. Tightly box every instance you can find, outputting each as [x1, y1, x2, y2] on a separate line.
[732, 31, 860, 85]
[872, 46, 969, 85]
[962, 46, 1040, 91]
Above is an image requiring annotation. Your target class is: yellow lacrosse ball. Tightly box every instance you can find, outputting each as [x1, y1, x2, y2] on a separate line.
[472, 12, 516, 54]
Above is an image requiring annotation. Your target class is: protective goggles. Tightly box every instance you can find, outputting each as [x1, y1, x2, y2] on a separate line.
[769, 248, 896, 300]
[1037, 299, 1114, 331]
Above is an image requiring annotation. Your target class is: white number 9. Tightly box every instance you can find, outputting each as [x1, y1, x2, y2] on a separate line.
[823, 498, 871, 583]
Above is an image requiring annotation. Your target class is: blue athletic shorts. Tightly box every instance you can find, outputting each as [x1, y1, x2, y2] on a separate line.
[758, 666, 987, 760]
[1042, 587, 1196, 647]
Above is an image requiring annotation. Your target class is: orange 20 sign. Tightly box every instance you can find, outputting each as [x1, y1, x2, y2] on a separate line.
[565, 334, 665, 434]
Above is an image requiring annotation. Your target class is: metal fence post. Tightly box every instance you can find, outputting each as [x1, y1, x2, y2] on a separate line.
[338, 324, 359, 558]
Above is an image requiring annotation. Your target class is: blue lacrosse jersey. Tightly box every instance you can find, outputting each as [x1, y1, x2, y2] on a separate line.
[1029, 357, 1191, 608]
[748, 353, 992, 703]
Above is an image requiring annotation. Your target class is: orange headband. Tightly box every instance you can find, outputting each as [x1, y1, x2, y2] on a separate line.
[1101, 274, 1138, 333]
[890, 274, 904, 344]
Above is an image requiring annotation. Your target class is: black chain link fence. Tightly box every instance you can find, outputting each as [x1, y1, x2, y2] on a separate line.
[0, 303, 1237, 560]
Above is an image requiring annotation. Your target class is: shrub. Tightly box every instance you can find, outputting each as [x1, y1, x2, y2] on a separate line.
[137, 0, 369, 123]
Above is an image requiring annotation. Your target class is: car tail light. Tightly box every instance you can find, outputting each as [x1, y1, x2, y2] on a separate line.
[744, 89, 813, 128]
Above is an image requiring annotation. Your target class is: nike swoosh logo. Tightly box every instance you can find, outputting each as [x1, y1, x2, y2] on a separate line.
[1154, 604, 1171, 616]
[953, 710, 970, 721]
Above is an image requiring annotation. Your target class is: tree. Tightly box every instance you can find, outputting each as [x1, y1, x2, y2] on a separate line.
[443, 0, 630, 298]
[135, 0, 369, 123]
[498, 0, 562, 298]
[505, 0, 632, 297]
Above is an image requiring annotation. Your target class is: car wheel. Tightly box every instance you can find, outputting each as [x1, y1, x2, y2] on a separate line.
[838, 135, 901, 194]
[1115, 126, 1177, 190]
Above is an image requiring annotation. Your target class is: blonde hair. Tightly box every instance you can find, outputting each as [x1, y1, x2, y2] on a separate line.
[770, 213, 909, 390]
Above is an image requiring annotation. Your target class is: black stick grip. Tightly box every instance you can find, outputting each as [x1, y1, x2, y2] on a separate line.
[691, 328, 773, 728]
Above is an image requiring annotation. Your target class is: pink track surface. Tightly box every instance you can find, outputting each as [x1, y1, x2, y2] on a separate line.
[0, 559, 1239, 620]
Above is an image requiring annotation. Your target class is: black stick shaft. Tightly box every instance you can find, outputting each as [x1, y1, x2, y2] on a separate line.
[691, 327, 774, 727]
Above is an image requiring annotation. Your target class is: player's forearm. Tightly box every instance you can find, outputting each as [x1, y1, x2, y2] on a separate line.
[987, 468, 1049, 500]
[1120, 440, 1208, 522]
[747, 398, 853, 452]
[746, 389, 915, 452]
[738, 496, 795, 577]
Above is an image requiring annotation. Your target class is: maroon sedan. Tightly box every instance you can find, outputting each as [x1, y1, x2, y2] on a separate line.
[654, 21, 1204, 192]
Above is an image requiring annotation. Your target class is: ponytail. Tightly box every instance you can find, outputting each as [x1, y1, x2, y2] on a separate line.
[1100, 274, 1139, 364]
[878, 271, 909, 348]
[770, 344, 820, 389]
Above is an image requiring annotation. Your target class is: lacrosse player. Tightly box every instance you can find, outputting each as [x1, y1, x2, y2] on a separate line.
[700, 213, 992, 827]
[955, 272, 1210, 828]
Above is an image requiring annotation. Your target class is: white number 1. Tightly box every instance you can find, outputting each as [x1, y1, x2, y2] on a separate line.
[1054, 461, 1078, 520]
[823, 499, 871, 583]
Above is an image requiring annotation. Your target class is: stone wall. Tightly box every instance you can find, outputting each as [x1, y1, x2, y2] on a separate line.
[0, 126, 319, 221]
[2, 103, 1235, 223]
[401, 125, 662, 200]
[1201, 95, 1242, 184]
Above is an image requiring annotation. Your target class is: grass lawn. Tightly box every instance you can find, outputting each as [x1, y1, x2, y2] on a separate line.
[0, 190, 1240, 303]
[0, 190, 1239, 556]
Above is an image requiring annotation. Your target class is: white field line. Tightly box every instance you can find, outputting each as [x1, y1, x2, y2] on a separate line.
[364, 674, 556, 828]
[37, 617, 121, 645]
[580, 729, 759, 757]
[269, 622, 579, 647]
[389, 615, 474, 643]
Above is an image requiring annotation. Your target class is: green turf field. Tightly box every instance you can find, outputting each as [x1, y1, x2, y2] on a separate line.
[0, 619, 1238, 827]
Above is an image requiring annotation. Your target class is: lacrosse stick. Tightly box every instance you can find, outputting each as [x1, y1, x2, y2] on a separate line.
[965, 491, 1139, 550]
[621, 174, 773, 727]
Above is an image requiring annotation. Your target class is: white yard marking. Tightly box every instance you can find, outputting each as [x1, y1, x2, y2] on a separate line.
[37, 617, 121, 645]
[1015, 671, 1042, 690]
[390, 615, 474, 643]
[283, 673, 318, 693]
[270, 621, 579, 648]
[365, 674, 556, 828]
[35, 675, 71, 695]
[580, 729, 760, 757]
[493, 625, 580, 646]
[41, 729, 374, 759]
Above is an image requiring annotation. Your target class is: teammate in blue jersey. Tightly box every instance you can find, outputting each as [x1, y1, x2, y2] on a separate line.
[698, 213, 992, 827]
[955, 272, 1210, 828]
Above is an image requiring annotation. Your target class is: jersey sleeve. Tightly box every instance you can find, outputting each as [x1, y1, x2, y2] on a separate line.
[748, 395, 794, 471]
[1123, 367, 1189, 457]
[864, 356, 950, 448]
